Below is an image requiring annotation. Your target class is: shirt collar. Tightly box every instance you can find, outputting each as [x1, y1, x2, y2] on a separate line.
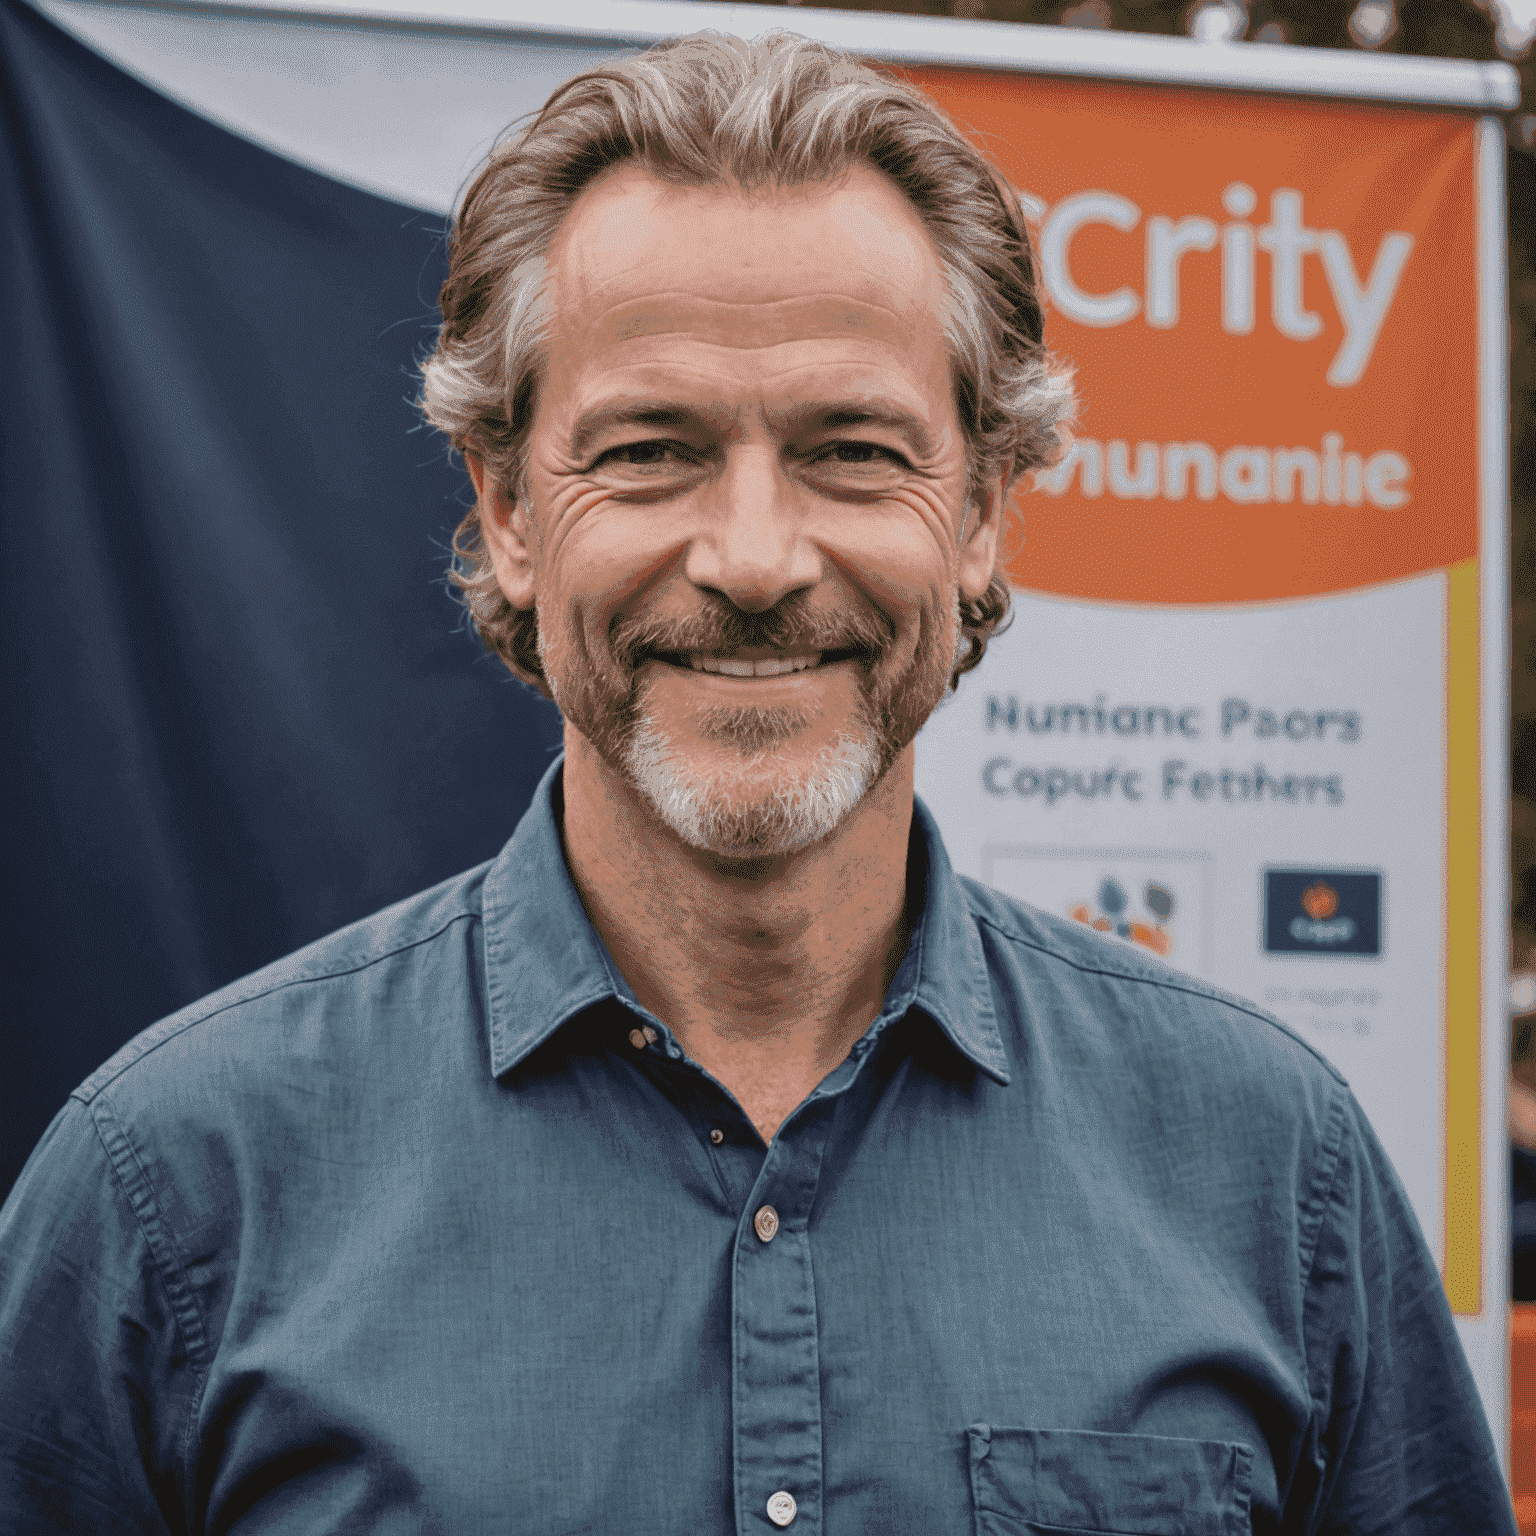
[481, 756, 1009, 1085]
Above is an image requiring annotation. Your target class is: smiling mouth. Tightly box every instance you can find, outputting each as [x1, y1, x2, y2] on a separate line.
[650, 649, 860, 678]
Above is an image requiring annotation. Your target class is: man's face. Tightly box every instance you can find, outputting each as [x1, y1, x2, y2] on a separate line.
[486, 162, 1001, 858]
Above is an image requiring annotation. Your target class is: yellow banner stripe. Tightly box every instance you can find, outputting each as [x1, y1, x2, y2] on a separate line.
[1445, 555, 1482, 1315]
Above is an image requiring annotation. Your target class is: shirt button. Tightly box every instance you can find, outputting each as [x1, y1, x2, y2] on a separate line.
[753, 1205, 780, 1242]
[766, 1490, 797, 1526]
[628, 1028, 647, 1049]
[709, 1128, 724, 1145]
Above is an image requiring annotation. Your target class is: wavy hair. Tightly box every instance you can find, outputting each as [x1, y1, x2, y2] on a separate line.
[419, 30, 1074, 695]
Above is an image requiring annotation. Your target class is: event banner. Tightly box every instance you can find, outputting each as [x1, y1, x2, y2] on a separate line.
[910, 71, 1491, 1316]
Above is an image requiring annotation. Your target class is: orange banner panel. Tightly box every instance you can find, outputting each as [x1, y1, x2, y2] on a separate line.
[903, 68, 1480, 605]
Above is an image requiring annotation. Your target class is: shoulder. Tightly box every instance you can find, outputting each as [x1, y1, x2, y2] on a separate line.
[958, 874, 1347, 1137]
[9, 862, 499, 1387]
[72, 861, 493, 1107]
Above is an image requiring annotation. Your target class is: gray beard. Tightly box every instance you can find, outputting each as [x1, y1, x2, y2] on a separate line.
[542, 589, 962, 860]
[620, 706, 881, 860]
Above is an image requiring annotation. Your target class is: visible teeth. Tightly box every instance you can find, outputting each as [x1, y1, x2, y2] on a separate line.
[685, 652, 823, 677]
[751, 655, 810, 677]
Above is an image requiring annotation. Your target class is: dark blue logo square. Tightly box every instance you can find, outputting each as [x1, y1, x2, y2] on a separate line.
[1263, 869, 1382, 957]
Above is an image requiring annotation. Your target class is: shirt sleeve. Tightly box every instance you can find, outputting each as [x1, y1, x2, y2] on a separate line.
[1293, 1087, 1515, 1535]
[0, 1097, 198, 1535]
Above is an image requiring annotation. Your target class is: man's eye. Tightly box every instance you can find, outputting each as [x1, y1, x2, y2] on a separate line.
[822, 442, 900, 465]
[600, 442, 681, 466]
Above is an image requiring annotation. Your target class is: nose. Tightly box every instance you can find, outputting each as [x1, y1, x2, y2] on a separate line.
[683, 446, 823, 613]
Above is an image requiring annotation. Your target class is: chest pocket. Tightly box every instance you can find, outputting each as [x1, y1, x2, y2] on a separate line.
[967, 1424, 1252, 1536]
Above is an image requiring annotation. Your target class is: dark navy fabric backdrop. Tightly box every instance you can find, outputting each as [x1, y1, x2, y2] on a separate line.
[0, 0, 564, 1200]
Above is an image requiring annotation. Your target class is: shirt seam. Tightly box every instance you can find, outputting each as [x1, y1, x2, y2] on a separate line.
[1295, 1081, 1353, 1457]
[73, 909, 483, 1103]
[86, 1093, 213, 1501]
[966, 905, 1347, 1084]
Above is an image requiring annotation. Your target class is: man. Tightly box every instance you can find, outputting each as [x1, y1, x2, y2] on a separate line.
[0, 30, 1513, 1535]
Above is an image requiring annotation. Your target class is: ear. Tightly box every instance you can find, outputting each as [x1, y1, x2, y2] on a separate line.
[957, 473, 1008, 602]
[465, 453, 537, 611]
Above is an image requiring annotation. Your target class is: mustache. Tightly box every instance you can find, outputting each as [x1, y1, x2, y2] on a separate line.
[609, 591, 894, 670]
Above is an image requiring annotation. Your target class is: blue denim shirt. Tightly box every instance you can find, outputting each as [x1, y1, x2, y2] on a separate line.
[0, 760, 1511, 1534]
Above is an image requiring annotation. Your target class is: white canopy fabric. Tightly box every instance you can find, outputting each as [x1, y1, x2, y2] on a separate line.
[32, 0, 1521, 215]
[34, 0, 615, 211]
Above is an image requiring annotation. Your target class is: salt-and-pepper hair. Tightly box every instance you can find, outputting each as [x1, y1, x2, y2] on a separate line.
[418, 30, 1075, 695]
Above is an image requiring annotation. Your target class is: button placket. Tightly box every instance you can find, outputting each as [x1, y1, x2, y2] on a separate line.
[731, 1097, 837, 1536]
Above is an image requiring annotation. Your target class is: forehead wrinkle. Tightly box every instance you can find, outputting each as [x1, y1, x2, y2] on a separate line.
[550, 167, 949, 313]
[589, 291, 918, 349]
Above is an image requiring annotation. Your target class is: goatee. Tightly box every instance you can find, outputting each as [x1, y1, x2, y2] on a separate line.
[542, 588, 958, 860]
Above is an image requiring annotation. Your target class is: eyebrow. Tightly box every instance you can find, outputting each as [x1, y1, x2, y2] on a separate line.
[567, 397, 939, 463]
[567, 402, 715, 465]
[800, 402, 939, 460]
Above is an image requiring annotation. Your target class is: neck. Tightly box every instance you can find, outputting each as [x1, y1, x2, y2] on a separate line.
[559, 727, 916, 1142]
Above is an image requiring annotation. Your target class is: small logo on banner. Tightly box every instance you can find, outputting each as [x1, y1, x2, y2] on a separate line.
[1070, 876, 1177, 958]
[1263, 869, 1382, 957]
